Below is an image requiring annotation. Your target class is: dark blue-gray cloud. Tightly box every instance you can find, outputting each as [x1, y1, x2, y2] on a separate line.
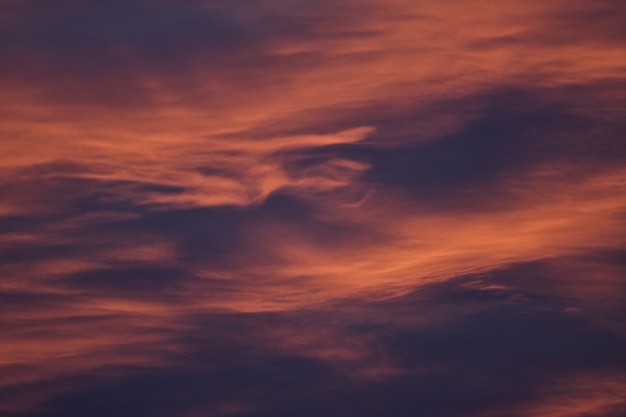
[15, 258, 625, 417]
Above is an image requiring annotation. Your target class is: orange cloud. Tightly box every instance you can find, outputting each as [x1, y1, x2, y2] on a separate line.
[1, 0, 625, 415]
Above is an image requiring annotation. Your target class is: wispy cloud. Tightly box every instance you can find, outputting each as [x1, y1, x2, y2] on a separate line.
[1, 0, 625, 416]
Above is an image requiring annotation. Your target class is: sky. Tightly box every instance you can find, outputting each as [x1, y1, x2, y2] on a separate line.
[1, 0, 626, 416]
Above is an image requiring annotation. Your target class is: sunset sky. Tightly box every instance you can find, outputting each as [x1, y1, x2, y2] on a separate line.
[1, 1, 626, 416]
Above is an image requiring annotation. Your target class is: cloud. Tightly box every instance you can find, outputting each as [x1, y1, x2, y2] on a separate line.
[1, 0, 626, 416]
[8, 264, 625, 417]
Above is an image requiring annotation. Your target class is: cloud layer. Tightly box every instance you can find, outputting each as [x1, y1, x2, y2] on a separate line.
[1, 0, 626, 416]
